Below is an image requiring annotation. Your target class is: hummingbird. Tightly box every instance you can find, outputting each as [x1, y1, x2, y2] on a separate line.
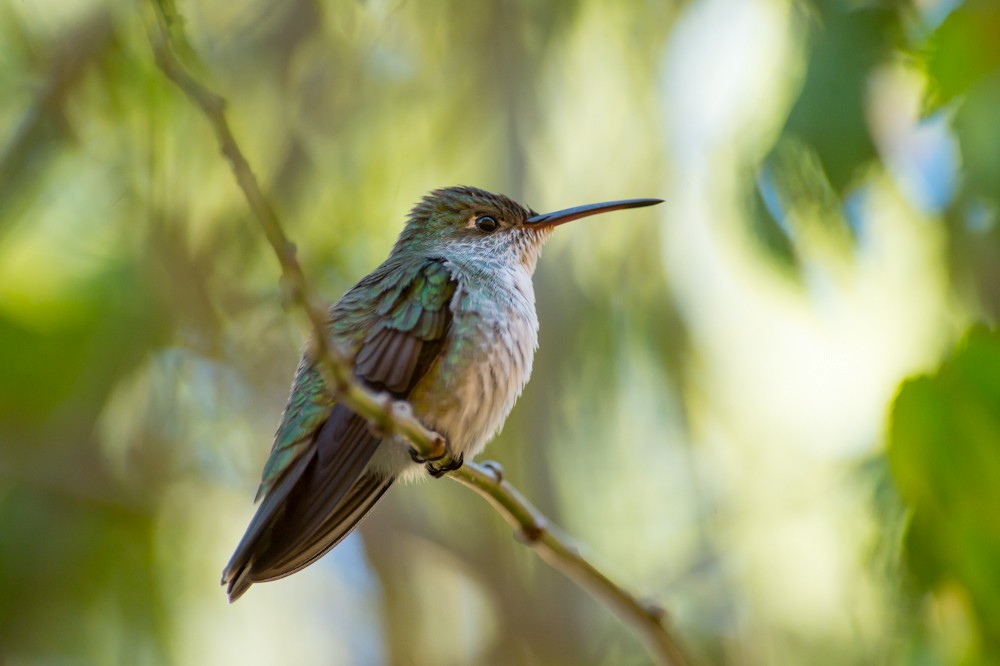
[222, 186, 662, 601]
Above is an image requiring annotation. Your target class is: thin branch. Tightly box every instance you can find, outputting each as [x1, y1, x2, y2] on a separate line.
[452, 461, 691, 665]
[148, 15, 446, 462]
[148, 9, 692, 665]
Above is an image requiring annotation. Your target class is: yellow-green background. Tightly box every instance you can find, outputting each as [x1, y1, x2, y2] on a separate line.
[2, 0, 999, 664]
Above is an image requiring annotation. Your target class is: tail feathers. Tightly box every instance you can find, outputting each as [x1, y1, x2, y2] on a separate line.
[222, 472, 394, 602]
[221, 445, 314, 601]
[222, 403, 390, 602]
[224, 559, 255, 603]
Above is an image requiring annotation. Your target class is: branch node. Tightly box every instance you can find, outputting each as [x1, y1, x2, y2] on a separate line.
[643, 600, 668, 623]
[515, 519, 548, 545]
[388, 397, 412, 424]
[366, 393, 395, 438]
[425, 431, 447, 460]
[481, 460, 505, 483]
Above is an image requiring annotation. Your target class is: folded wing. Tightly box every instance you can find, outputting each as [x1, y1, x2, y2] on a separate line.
[222, 258, 457, 601]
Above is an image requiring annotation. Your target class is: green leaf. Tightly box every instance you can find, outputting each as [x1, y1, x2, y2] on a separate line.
[889, 326, 1000, 658]
[783, 4, 897, 191]
[925, 1, 1000, 107]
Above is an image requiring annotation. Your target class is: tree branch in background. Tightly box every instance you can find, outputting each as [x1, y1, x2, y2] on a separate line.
[148, 7, 692, 665]
[0, 11, 113, 228]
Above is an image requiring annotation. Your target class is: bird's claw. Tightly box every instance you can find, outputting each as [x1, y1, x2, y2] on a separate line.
[408, 446, 446, 464]
[426, 452, 464, 478]
[408, 437, 462, 477]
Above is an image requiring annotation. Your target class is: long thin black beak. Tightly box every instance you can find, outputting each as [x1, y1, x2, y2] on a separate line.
[525, 198, 663, 228]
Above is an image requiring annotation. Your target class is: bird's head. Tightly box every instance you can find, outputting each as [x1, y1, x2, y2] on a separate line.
[392, 186, 662, 273]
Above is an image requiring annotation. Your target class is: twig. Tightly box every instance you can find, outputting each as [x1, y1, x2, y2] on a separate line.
[452, 461, 690, 665]
[148, 14, 446, 462]
[148, 8, 692, 665]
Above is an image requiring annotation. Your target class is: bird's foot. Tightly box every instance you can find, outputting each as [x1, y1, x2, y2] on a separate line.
[408, 446, 446, 465]
[426, 452, 464, 478]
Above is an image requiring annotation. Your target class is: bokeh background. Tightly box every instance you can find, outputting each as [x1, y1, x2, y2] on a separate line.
[2, 0, 999, 664]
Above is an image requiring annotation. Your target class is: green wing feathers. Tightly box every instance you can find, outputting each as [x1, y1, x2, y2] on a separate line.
[253, 258, 456, 505]
[224, 258, 458, 600]
[255, 359, 330, 501]
[355, 259, 456, 393]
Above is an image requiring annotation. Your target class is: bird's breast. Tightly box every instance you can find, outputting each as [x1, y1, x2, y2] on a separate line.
[400, 267, 538, 475]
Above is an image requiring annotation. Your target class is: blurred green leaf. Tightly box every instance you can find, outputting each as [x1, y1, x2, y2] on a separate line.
[925, 1, 1000, 107]
[783, 3, 897, 191]
[922, 1, 1000, 209]
[952, 75, 1000, 205]
[889, 327, 1000, 659]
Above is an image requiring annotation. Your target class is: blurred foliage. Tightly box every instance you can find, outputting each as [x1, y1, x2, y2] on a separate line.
[922, 0, 1000, 318]
[0, 0, 998, 664]
[890, 327, 1000, 664]
[925, 0, 1000, 106]
[781, 1, 898, 192]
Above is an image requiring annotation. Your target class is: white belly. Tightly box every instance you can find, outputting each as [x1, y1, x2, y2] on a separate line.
[368, 265, 539, 482]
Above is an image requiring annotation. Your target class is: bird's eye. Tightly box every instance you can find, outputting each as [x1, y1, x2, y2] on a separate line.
[475, 215, 499, 233]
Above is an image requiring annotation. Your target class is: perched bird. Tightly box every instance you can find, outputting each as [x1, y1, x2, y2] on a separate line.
[222, 186, 662, 601]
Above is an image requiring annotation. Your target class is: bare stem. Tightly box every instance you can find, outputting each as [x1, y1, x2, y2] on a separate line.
[452, 461, 690, 666]
[148, 12, 445, 461]
[148, 7, 692, 664]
